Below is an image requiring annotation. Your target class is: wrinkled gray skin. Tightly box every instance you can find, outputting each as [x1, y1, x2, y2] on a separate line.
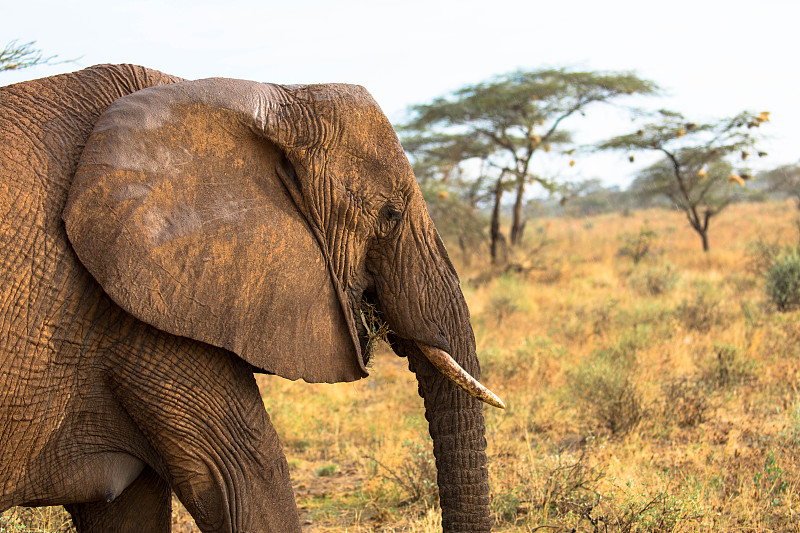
[0, 65, 491, 532]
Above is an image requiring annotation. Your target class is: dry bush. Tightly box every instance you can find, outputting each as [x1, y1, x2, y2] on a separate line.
[480, 336, 566, 386]
[700, 344, 756, 389]
[658, 378, 709, 429]
[368, 440, 438, 509]
[489, 448, 604, 528]
[617, 225, 661, 264]
[746, 234, 786, 276]
[590, 481, 706, 533]
[677, 282, 723, 333]
[567, 349, 644, 436]
[0, 506, 74, 532]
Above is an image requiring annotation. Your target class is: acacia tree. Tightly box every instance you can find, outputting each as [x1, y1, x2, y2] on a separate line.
[600, 110, 770, 251]
[400, 68, 657, 262]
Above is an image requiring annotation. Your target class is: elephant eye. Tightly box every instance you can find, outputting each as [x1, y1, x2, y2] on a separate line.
[377, 198, 404, 238]
[380, 200, 403, 222]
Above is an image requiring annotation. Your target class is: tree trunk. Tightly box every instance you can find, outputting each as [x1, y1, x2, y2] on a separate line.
[509, 175, 526, 246]
[689, 219, 710, 252]
[700, 230, 709, 252]
[687, 207, 711, 253]
[490, 176, 505, 264]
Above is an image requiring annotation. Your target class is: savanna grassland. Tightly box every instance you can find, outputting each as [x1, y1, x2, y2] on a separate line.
[3, 200, 800, 533]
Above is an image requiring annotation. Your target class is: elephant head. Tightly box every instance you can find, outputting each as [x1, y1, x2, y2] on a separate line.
[62, 78, 502, 531]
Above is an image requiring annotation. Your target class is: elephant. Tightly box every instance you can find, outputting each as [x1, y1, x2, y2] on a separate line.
[0, 64, 504, 533]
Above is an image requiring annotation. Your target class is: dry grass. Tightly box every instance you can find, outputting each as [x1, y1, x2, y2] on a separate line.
[3, 200, 800, 532]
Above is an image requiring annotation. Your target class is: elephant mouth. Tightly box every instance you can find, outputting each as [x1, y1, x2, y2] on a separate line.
[353, 291, 505, 409]
[354, 291, 388, 369]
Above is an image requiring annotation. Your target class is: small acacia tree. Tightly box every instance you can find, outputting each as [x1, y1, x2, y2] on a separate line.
[600, 110, 770, 252]
[400, 68, 657, 263]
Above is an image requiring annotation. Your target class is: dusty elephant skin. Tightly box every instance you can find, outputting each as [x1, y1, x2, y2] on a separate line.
[0, 65, 497, 532]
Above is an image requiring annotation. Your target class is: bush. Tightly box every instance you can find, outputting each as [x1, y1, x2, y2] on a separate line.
[618, 225, 659, 264]
[659, 379, 708, 428]
[420, 182, 489, 265]
[701, 344, 756, 388]
[490, 449, 603, 527]
[629, 263, 679, 296]
[678, 282, 722, 332]
[481, 337, 566, 383]
[0, 506, 74, 532]
[486, 274, 529, 324]
[746, 234, 785, 275]
[599, 480, 706, 533]
[370, 440, 437, 508]
[567, 349, 643, 436]
[765, 247, 800, 312]
[315, 463, 340, 477]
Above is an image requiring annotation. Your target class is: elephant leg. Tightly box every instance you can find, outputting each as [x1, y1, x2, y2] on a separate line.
[162, 407, 300, 533]
[65, 466, 170, 533]
[111, 335, 301, 533]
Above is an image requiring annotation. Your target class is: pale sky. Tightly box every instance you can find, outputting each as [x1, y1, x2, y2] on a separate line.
[2, 0, 798, 187]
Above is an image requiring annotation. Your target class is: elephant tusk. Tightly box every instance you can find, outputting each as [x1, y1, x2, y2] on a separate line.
[415, 342, 506, 409]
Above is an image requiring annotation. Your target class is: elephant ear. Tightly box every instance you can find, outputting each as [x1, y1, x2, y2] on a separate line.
[63, 78, 367, 383]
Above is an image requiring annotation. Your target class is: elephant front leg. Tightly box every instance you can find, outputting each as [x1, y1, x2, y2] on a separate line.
[65, 466, 170, 533]
[163, 408, 300, 533]
[112, 338, 301, 533]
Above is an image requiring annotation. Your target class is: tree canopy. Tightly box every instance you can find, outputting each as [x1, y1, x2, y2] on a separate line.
[400, 68, 658, 263]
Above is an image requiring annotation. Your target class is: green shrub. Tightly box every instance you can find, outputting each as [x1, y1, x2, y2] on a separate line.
[315, 463, 340, 477]
[618, 225, 659, 264]
[629, 263, 679, 296]
[765, 247, 800, 312]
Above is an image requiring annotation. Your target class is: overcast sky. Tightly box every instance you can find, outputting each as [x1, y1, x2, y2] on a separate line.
[2, 0, 797, 187]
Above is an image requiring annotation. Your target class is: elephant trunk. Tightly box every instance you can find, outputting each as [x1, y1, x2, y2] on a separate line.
[390, 289, 491, 530]
[407, 345, 492, 532]
[375, 205, 493, 531]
